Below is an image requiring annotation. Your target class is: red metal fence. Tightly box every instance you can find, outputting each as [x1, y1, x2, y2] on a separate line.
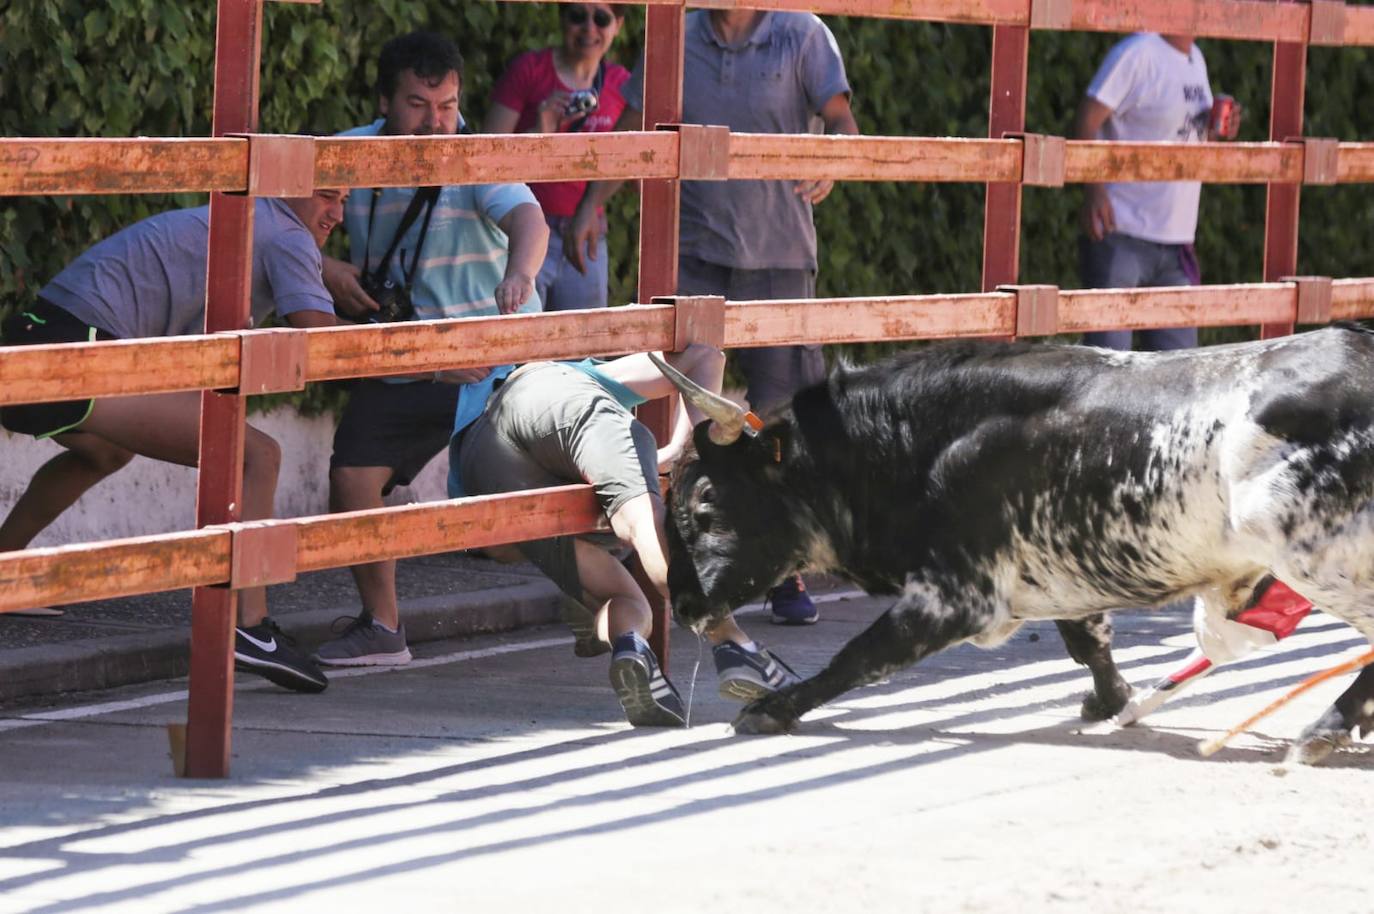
[2, 0, 1373, 777]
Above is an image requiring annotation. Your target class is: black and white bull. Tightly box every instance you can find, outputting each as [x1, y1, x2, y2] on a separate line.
[651, 326, 1374, 763]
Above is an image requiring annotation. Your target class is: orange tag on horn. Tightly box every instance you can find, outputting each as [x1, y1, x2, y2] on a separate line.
[743, 411, 764, 435]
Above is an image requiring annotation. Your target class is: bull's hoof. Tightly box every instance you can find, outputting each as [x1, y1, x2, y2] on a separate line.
[1080, 685, 1132, 722]
[1285, 730, 1352, 766]
[732, 708, 795, 735]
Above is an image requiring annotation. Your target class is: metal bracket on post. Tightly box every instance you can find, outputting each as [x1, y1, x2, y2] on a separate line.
[1307, 0, 1347, 46]
[221, 328, 307, 395]
[1029, 0, 1073, 29]
[227, 522, 299, 590]
[655, 295, 726, 351]
[1287, 138, 1340, 184]
[1004, 132, 1065, 187]
[1282, 276, 1333, 324]
[662, 124, 730, 181]
[999, 284, 1059, 337]
[229, 133, 316, 197]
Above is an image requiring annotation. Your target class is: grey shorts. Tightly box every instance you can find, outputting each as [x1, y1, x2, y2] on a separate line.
[460, 363, 660, 604]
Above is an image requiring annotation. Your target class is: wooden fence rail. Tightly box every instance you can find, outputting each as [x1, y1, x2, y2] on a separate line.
[0, 486, 604, 614]
[7, 136, 1374, 196]
[6, 282, 1374, 406]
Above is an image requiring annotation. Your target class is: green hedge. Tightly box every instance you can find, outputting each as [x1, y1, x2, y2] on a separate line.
[4, 2, 1372, 369]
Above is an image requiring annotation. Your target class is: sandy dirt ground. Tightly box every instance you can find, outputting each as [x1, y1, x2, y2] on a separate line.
[2, 591, 1372, 914]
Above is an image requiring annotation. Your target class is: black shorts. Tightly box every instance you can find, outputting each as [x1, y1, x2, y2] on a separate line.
[330, 378, 461, 494]
[1, 298, 118, 438]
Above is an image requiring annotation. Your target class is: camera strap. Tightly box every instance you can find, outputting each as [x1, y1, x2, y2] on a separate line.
[362, 185, 440, 290]
[570, 61, 607, 133]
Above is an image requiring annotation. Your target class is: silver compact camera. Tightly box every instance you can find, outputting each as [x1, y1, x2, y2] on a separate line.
[565, 88, 599, 117]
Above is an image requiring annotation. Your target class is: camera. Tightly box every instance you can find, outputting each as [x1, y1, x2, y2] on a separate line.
[360, 273, 415, 323]
[565, 89, 599, 117]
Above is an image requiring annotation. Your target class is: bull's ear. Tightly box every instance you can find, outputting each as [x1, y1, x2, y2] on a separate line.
[759, 425, 791, 465]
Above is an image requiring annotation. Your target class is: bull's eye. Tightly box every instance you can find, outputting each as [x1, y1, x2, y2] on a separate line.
[693, 509, 713, 533]
[691, 476, 716, 532]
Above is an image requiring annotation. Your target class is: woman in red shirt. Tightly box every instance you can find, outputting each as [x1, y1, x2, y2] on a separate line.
[485, 4, 630, 310]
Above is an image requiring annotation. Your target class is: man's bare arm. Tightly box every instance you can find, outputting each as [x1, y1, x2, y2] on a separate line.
[794, 93, 860, 205]
[493, 202, 549, 315]
[1074, 96, 1117, 241]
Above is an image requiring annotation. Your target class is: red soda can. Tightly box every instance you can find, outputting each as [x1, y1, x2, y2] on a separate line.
[1209, 95, 1240, 140]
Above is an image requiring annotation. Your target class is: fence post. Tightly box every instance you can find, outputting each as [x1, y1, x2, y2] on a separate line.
[184, 0, 265, 779]
[635, 3, 686, 671]
[1260, 0, 1310, 339]
[982, 25, 1030, 296]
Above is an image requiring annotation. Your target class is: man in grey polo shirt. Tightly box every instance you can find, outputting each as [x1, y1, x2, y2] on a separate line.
[566, 9, 859, 623]
[0, 190, 347, 693]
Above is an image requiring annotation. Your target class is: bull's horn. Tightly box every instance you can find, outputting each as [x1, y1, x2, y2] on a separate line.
[647, 351, 760, 445]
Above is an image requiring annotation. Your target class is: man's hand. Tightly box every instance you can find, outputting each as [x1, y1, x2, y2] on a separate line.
[495, 203, 548, 309]
[494, 271, 535, 314]
[1080, 184, 1116, 241]
[562, 205, 604, 275]
[796, 93, 858, 206]
[794, 178, 836, 205]
[534, 91, 575, 133]
[321, 256, 380, 320]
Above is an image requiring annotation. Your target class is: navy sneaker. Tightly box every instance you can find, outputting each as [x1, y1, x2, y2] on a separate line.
[713, 641, 802, 701]
[609, 633, 687, 727]
[235, 618, 329, 693]
[766, 575, 819, 625]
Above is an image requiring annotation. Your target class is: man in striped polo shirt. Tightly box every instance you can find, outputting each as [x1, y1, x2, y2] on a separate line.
[315, 31, 549, 666]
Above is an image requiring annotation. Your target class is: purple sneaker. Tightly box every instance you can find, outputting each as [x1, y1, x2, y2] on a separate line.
[767, 575, 818, 625]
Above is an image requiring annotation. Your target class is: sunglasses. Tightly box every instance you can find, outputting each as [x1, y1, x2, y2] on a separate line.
[564, 6, 614, 28]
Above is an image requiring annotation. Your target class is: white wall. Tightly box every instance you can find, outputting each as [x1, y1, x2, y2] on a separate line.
[0, 406, 450, 546]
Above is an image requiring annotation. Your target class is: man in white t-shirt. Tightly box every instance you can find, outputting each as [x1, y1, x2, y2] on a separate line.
[1075, 32, 1215, 351]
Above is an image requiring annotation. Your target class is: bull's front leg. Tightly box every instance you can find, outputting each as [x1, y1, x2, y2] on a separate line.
[1054, 614, 1132, 721]
[734, 584, 986, 734]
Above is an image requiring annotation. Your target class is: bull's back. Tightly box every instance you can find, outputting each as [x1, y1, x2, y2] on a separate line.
[825, 328, 1374, 616]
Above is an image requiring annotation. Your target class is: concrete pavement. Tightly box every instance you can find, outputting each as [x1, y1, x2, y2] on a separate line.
[0, 551, 565, 704]
[3, 593, 1373, 913]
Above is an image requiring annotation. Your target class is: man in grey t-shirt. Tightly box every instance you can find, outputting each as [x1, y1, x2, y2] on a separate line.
[566, 9, 858, 622]
[0, 190, 345, 692]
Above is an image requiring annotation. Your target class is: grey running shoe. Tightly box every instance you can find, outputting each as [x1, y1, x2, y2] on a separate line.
[713, 641, 801, 702]
[313, 615, 412, 667]
[609, 633, 686, 727]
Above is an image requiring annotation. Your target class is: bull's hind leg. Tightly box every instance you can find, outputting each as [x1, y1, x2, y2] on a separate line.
[1289, 665, 1374, 765]
[1055, 615, 1132, 721]
[1267, 566, 1374, 764]
[733, 583, 986, 734]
